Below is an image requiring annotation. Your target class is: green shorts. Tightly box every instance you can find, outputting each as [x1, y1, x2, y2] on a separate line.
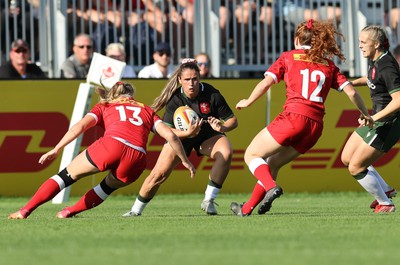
[356, 116, 400, 152]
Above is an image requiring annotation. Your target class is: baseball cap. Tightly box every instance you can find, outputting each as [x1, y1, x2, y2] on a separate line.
[11, 39, 29, 52]
[154, 42, 171, 54]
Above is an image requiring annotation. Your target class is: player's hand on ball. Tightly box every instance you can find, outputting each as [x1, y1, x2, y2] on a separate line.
[186, 118, 202, 137]
[38, 149, 59, 164]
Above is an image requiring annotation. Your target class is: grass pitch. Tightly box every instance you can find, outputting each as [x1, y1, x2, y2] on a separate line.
[1, 192, 399, 265]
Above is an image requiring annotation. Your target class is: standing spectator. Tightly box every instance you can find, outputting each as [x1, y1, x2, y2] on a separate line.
[341, 25, 400, 213]
[0, 39, 46, 79]
[194, 52, 213, 78]
[124, 0, 181, 63]
[123, 58, 238, 216]
[392, 44, 400, 66]
[384, 0, 400, 41]
[0, 0, 40, 60]
[234, 0, 273, 63]
[105, 42, 137, 78]
[281, 0, 342, 26]
[230, 20, 373, 216]
[60, 33, 93, 79]
[66, 0, 122, 54]
[177, 0, 230, 56]
[124, 0, 155, 65]
[138, 42, 174, 78]
[8, 81, 195, 219]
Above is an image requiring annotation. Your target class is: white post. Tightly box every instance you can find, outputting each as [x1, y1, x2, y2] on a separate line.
[52, 83, 93, 204]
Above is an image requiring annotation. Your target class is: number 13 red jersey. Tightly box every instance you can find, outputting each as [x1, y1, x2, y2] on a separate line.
[88, 98, 161, 152]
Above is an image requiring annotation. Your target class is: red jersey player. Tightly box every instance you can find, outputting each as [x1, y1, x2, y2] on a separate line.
[8, 81, 195, 219]
[231, 19, 374, 216]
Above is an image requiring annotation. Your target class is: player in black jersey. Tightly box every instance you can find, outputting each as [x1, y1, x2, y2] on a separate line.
[123, 58, 238, 216]
[342, 25, 400, 213]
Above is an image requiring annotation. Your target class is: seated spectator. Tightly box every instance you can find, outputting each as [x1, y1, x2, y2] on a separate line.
[195, 52, 213, 78]
[105, 42, 137, 78]
[0, 39, 46, 79]
[138, 42, 174, 78]
[60, 33, 93, 79]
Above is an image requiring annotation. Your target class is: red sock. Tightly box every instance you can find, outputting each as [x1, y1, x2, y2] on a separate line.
[22, 178, 61, 215]
[242, 182, 265, 215]
[67, 189, 106, 216]
[250, 158, 276, 191]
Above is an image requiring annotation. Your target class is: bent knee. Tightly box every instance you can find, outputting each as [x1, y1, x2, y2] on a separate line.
[215, 149, 233, 164]
[347, 163, 367, 176]
[146, 171, 170, 186]
[341, 153, 350, 167]
[244, 149, 257, 165]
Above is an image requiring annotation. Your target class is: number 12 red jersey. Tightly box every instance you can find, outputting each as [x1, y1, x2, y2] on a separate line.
[265, 49, 349, 123]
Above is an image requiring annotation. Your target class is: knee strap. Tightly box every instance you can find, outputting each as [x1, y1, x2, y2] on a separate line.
[50, 168, 76, 190]
[58, 168, 76, 187]
[94, 179, 117, 201]
[353, 169, 368, 180]
[99, 179, 117, 195]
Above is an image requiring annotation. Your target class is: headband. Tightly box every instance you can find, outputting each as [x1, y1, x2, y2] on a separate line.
[181, 58, 197, 64]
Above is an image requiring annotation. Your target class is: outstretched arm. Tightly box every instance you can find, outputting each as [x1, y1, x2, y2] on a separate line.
[155, 122, 196, 179]
[38, 115, 96, 164]
[350, 77, 368, 87]
[342, 83, 374, 127]
[236, 75, 275, 110]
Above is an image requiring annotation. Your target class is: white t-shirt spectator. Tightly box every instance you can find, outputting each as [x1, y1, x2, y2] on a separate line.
[138, 63, 174, 78]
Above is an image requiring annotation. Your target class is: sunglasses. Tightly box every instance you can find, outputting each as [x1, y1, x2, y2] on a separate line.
[158, 50, 171, 57]
[76, 45, 93, 49]
[197, 62, 209, 67]
[13, 48, 28, 54]
[108, 54, 123, 59]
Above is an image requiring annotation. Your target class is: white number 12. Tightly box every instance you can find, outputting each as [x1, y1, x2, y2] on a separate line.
[300, 69, 325, 103]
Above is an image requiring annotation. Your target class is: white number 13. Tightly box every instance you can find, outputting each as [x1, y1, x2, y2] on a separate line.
[300, 69, 325, 103]
[115, 106, 143, 126]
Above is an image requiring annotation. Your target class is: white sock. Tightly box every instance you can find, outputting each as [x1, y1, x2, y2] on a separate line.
[356, 169, 392, 205]
[367, 165, 393, 192]
[204, 184, 220, 201]
[131, 197, 148, 214]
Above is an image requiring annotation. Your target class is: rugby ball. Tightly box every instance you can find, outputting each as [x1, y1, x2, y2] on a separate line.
[173, 106, 199, 131]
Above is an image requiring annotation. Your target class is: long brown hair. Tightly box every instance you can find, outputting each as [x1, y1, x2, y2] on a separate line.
[95, 81, 136, 104]
[295, 19, 346, 63]
[151, 60, 200, 112]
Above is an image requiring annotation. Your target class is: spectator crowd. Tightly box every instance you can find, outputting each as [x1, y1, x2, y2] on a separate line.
[1, 0, 400, 79]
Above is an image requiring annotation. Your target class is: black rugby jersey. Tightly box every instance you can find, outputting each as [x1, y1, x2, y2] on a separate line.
[367, 51, 400, 121]
[163, 82, 235, 131]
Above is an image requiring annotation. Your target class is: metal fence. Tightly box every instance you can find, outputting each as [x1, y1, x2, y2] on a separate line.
[1, 0, 400, 78]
